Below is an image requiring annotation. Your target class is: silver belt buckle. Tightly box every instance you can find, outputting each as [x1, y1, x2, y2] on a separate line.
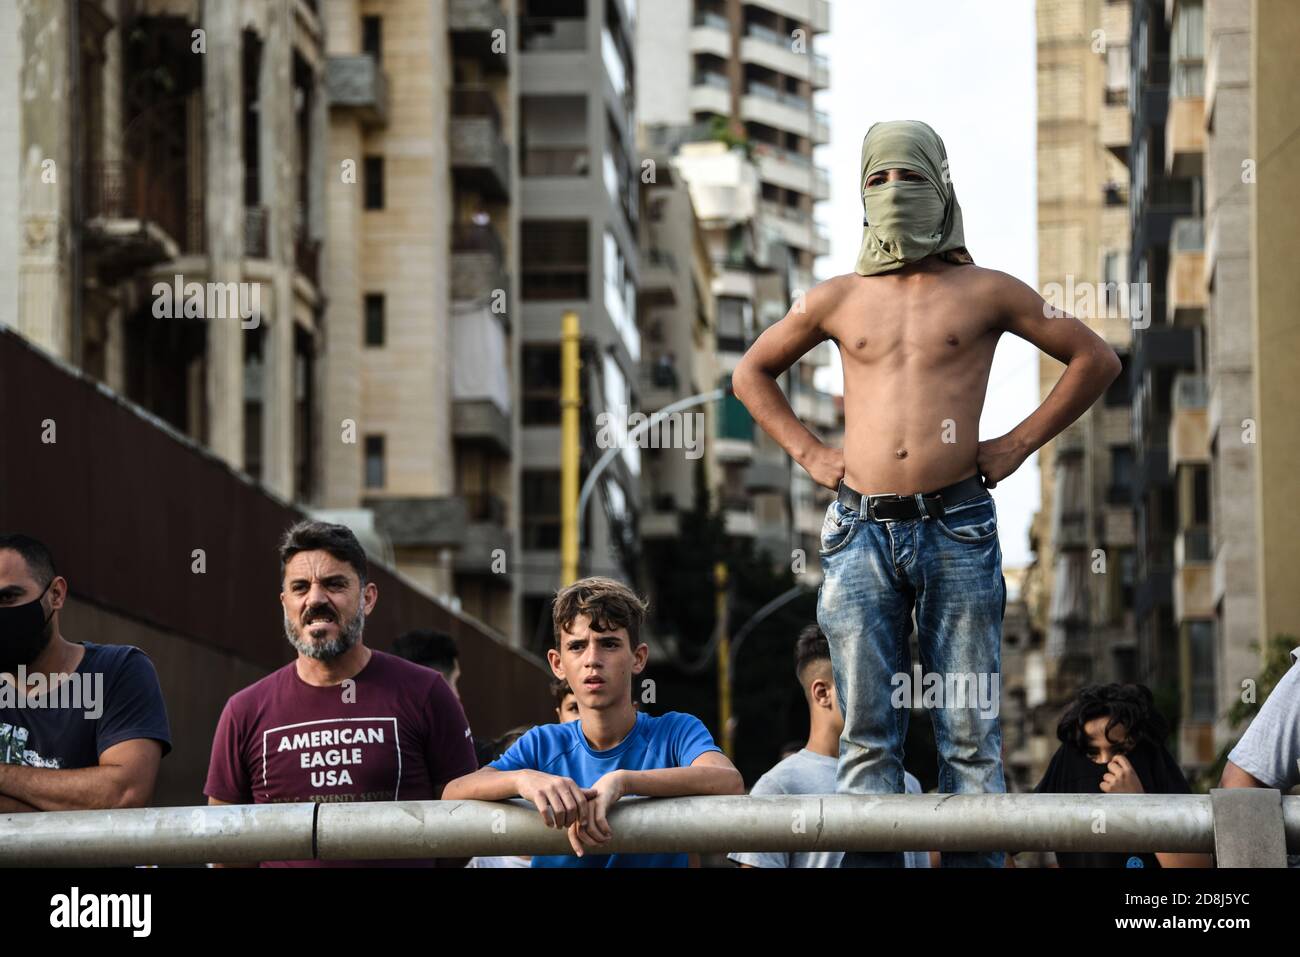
[867, 493, 899, 521]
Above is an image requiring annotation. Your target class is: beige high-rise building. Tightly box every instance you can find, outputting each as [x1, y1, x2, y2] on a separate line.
[319, 0, 521, 640]
[1029, 0, 1137, 750]
[1032, 0, 1300, 776]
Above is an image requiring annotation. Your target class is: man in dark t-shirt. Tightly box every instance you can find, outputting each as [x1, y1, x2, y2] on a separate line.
[204, 520, 477, 867]
[0, 534, 171, 813]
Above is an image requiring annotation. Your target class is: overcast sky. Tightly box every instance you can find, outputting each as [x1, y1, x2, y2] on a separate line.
[813, 0, 1040, 569]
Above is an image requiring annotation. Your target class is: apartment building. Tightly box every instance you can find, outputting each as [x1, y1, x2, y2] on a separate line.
[515, 0, 642, 653]
[1126, 0, 1206, 758]
[0, 0, 524, 640]
[319, 0, 522, 640]
[637, 0, 834, 580]
[635, 141, 720, 552]
[1028, 0, 1138, 757]
[3, 0, 328, 499]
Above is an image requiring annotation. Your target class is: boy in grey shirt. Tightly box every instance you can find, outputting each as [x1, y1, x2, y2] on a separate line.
[1221, 644, 1300, 866]
[729, 625, 932, 868]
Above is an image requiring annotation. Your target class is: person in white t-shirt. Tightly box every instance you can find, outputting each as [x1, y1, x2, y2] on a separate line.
[729, 625, 933, 868]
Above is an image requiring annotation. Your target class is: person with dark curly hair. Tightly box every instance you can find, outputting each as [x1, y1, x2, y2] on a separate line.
[1029, 684, 1211, 868]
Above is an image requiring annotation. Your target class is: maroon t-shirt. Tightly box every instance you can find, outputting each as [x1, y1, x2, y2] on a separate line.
[204, 649, 477, 867]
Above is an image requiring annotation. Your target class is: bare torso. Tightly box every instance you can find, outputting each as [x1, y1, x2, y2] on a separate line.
[820, 260, 1003, 495]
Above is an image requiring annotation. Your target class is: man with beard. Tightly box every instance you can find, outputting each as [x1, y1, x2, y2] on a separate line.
[0, 534, 171, 812]
[204, 520, 476, 866]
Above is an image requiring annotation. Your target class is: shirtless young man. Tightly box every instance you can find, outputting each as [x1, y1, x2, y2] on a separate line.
[733, 120, 1121, 868]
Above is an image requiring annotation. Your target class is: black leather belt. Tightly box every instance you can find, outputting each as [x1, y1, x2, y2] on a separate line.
[837, 473, 989, 522]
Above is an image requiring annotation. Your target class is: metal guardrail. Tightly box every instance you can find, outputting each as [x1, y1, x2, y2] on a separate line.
[2, 793, 1295, 867]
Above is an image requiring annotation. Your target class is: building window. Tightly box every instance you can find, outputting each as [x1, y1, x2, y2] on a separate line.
[364, 156, 384, 209]
[523, 345, 561, 425]
[362, 15, 382, 62]
[365, 435, 385, 489]
[1188, 620, 1216, 722]
[364, 294, 385, 347]
[1192, 465, 1210, 524]
[522, 220, 589, 300]
[1104, 354, 1129, 406]
[523, 470, 562, 550]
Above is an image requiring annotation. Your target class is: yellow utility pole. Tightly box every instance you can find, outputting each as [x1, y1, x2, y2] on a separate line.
[715, 561, 732, 757]
[560, 311, 581, 586]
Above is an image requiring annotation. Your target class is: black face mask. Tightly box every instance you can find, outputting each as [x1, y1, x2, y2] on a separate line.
[0, 580, 54, 676]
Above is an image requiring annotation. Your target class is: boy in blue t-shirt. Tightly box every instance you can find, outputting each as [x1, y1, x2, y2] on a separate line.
[443, 576, 743, 866]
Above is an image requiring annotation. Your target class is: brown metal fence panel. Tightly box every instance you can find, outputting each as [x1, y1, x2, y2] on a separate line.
[0, 330, 553, 742]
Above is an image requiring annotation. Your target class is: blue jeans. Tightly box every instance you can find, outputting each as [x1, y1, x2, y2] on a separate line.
[817, 479, 1007, 868]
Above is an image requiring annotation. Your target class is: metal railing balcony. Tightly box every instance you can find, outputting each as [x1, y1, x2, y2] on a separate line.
[1, 792, 1295, 867]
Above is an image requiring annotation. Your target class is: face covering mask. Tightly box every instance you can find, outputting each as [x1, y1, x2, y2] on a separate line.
[0, 580, 54, 676]
[854, 119, 974, 277]
[862, 179, 948, 263]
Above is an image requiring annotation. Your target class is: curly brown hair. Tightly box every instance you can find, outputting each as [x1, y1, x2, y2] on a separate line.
[551, 576, 648, 649]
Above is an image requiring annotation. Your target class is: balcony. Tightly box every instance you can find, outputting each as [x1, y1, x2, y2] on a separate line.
[1167, 218, 1205, 325]
[1168, 373, 1208, 472]
[453, 306, 512, 455]
[793, 389, 837, 429]
[1173, 526, 1213, 622]
[82, 161, 201, 266]
[326, 55, 389, 127]
[715, 437, 754, 464]
[741, 83, 813, 139]
[753, 142, 815, 194]
[454, 492, 512, 573]
[1101, 506, 1135, 547]
[639, 248, 678, 309]
[746, 0, 829, 34]
[722, 499, 758, 537]
[1054, 422, 1087, 458]
[1098, 405, 1131, 445]
[521, 16, 587, 52]
[812, 53, 829, 90]
[745, 457, 790, 493]
[759, 200, 816, 252]
[1102, 102, 1129, 162]
[690, 71, 731, 115]
[453, 398, 512, 457]
[293, 223, 321, 287]
[741, 22, 816, 84]
[813, 165, 830, 201]
[1165, 92, 1205, 179]
[690, 10, 732, 58]
[451, 86, 511, 201]
[451, 222, 508, 303]
[365, 497, 469, 549]
[813, 110, 829, 145]
[449, 0, 509, 72]
[1130, 325, 1196, 382]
